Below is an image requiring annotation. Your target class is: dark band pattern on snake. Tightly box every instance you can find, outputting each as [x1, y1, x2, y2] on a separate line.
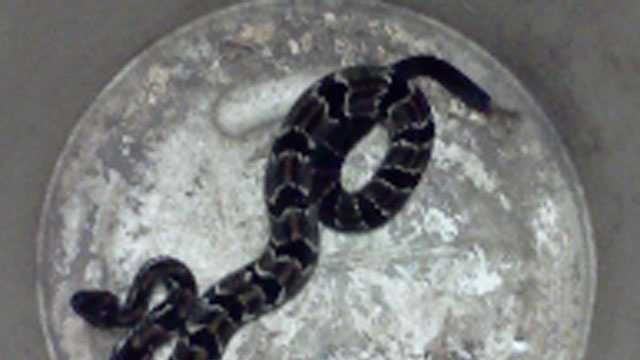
[70, 55, 494, 360]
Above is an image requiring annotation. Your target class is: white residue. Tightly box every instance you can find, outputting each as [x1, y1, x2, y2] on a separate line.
[428, 245, 503, 296]
[216, 71, 330, 136]
[531, 196, 565, 258]
[423, 207, 460, 243]
[435, 141, 499, 193]
[107, 112, 267, 288]
[287, 39, 300, 55]
[145, 65, 171, 105]
[512, 339, 531, 355]
[498, 193, 512, 211]
[346, 267, 443, 356]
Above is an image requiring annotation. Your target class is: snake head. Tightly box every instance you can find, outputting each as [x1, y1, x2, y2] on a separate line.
[70, 290, 121, 328]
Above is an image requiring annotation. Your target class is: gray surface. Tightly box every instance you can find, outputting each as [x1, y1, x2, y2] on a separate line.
[1, 1, 638, 359]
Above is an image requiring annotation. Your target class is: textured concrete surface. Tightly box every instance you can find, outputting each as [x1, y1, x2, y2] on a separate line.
[2, 1, 638, 359]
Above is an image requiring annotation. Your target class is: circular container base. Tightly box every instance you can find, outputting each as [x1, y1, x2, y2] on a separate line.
[37, 1, 595, 359]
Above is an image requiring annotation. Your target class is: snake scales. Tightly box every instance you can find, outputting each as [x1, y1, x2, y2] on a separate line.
[70, 55, 494, 359]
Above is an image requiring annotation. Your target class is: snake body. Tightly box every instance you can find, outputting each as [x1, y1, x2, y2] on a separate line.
[71, 55, 493, 359]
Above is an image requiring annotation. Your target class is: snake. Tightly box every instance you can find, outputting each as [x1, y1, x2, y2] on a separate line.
[70, 55, 494, 360]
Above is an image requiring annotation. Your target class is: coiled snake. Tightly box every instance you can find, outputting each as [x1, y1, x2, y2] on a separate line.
[71, 55, 495, 359]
